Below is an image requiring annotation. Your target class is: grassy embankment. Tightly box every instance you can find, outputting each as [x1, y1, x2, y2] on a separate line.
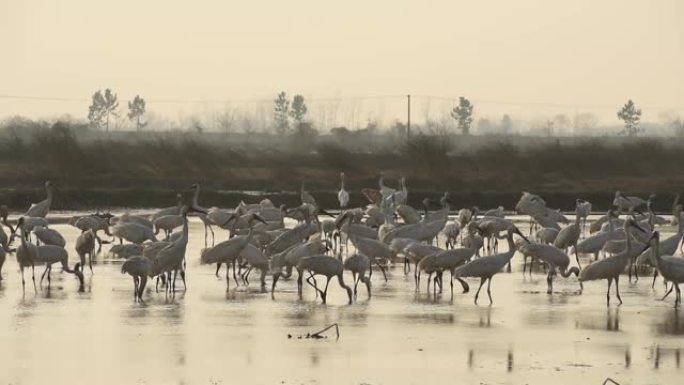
[1, 122, 683, 212]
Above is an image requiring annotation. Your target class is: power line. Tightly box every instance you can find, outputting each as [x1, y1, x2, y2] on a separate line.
[413, 95, 682, 112]
[0, 94, 406, 104]
[1, 93, 680, 113]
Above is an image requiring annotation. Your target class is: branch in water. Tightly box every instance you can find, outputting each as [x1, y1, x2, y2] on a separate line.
[287, 323, 340, 340]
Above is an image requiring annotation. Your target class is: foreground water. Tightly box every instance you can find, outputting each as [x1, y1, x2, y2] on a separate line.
[0, 214, 682, 385]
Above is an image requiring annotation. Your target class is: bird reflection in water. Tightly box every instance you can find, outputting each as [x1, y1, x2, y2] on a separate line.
[625, 347, 631, 368]
[606, 308, 620, 331]
[466, 348, 514, 372]
[650, 345, 682, 370]
[574, 307, 620, 331]
[478, 307, 492, 328]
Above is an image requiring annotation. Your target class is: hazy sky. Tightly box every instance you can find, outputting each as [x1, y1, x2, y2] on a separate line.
[1, 0, 682, 126]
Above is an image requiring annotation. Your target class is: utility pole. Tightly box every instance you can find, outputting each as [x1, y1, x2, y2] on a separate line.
[407, 94, 411, 142]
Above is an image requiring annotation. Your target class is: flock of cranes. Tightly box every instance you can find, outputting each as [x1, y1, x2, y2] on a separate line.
[1, 178, 683, 308]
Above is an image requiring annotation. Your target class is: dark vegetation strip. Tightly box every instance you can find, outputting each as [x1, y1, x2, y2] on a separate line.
[0, 123, 682, 211]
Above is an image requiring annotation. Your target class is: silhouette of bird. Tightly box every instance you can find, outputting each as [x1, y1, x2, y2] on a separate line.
[121, 255, 153, 301]
[642, 231, 684, 307]
[579, 217, 645, 306]
[452, 226, 525, 304]
[338, 172, 350, 209]
[25, 181, 55, 218]
[343, 253, 371, 299]
[297, 255, 352, 304]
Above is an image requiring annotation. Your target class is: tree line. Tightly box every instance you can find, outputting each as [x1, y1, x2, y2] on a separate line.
[85, 88, 662, 137]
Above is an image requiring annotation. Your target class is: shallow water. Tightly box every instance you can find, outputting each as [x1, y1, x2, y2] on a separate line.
[0, 215, 682, 385]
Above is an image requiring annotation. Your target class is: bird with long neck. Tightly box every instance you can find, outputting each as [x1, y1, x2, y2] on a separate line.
[190, 183, 215, 247]
[638, 203, 683, 287]
[452, 225, 525, 305]
[641, 231, 684, 307]
[518, 239, 581, 294]
[378, 172, 395, 199]
[338, 172, 349, 209]
[13, 217, 38, 291]
[579, 217, 646, 306]
[35, 245, 84, 289]
[152, 204, 208, 292]
[553, 202, 582, 268]
[203, 213, 266, 290]
[25, 180, 54, 218]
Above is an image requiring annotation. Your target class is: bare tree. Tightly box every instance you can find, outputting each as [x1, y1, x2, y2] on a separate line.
[572, 112, 598, 136]
[450, 97, 474, 135]
[617, 99, 642, 136]
[215, 109, 235, 134]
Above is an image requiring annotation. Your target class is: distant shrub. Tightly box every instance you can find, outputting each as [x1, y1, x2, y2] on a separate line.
[403, 133, 449, 170]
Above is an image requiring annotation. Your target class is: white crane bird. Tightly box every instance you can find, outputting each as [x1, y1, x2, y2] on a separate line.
[641, 231, 684, 307]
[297, 255, 353, 304]
[121, 255, 153, 301]
[338, 172, 350, 208]
[452, 225, 525, 305]
[25, 180, 55, 218]
[578, 217, 645, 306]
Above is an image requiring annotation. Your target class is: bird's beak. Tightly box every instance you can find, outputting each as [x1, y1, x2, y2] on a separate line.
[254, 214, 267, 225]
[319, 208, 336, 219]
[632, 221, 647, 234]
[221, 213, 236, 227]
[514, 227, 530, 243]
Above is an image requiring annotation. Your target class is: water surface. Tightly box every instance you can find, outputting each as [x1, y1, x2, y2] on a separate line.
[0, 215, 682, 384]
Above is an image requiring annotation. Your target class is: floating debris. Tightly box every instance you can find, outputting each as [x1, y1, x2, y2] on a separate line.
[288, 323, 340, 340]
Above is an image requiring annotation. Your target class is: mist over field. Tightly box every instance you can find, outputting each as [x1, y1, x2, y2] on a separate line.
[1, 2, 684, 385]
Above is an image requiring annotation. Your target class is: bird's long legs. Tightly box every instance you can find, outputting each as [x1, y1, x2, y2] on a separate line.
[133, 276, 139, 300]
[321, 277, 331, 304]
[225, 265, 231, 292]
[179, 269, 187, 291]
[474, 277, 486, 305]
[662, 283, 674, 301]
[31, 264, 36, 291]
[486, 277, 493, 305]
[232, 260, 239, 287]
[615, 276, 622, 305]
[546, 269, 555, 294]
[606, 277, 613, 306]
[351, 272, 358, 298]
[675, 284, 681, 308]
[375, 261, 388, 282]
[138, 276, 148, 300]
